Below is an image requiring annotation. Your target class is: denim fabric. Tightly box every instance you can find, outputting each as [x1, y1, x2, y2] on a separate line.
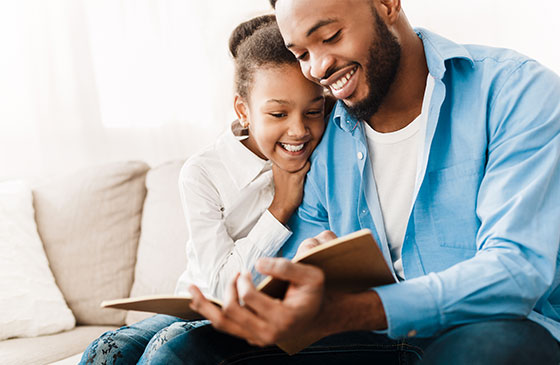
[420, 319, 560, 365]
[138, 320, 209, 364]
[139, 319, 560, 365]
[145, 323, 431, 365]
[79, 314, 183, 364]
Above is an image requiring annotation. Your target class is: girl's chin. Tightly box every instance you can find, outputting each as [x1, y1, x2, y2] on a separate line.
[273, 159, 307, 173]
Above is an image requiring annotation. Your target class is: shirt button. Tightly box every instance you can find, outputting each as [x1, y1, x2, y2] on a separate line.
[407, 330, 417, 338]
[362, 209, 367, 214]
[357, 152, 364, 160]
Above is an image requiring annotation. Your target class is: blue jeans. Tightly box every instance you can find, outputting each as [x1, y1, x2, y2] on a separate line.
[144, 319, 560, 365]
[79, 314, 208, 364]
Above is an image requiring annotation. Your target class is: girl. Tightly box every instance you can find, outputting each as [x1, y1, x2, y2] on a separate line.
[81, 14, 325, 364]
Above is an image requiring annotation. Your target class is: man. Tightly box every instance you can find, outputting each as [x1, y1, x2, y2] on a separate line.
[187, 0, 560, 363]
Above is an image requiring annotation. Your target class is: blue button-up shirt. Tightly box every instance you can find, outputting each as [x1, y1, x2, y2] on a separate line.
[281, 28, 560, 340]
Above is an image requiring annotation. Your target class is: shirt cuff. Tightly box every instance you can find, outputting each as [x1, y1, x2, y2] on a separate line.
[374, 274, 442, 339]
[247, 209, 292, 257]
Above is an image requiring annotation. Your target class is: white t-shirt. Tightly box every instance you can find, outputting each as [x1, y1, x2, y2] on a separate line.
[364, 75, 434, 279]
[175, 123, 292, 300]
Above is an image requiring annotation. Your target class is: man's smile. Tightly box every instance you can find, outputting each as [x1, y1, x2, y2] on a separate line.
[320, 65, 359, 100]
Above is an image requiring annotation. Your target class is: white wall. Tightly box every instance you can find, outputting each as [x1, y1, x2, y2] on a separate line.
[0, 0, 558, 180]
[404, 0, 560, 74]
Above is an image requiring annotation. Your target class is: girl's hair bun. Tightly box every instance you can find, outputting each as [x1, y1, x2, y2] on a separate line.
[229, 14, 276, 58]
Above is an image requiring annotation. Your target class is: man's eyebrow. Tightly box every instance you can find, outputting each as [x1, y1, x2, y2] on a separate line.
[285, 19, 337, 49]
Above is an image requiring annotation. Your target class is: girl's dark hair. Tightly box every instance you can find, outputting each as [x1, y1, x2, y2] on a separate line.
[229, 14, 297, 99]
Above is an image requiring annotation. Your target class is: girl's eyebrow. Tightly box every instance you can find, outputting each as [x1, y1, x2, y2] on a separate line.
[266, 95, 324, 105]
[266, 99, 291, 105]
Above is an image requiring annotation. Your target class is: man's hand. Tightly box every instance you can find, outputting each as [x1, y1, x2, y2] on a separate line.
[293, 230, 336, 259]
[189, 229, 389, 347]
[189, 258, 325, 346]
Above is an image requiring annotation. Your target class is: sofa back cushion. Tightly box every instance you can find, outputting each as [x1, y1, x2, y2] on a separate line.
[33, 161, 149, 326]
[0, 180, 75, 340]
[126, 160, 188, 324]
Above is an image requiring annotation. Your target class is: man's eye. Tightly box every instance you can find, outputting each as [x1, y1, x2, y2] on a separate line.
[323, 30, 341, 44]
[297, 52, 309, 61]
[307, 110, 322, 116]
[270, 113, 287, 118]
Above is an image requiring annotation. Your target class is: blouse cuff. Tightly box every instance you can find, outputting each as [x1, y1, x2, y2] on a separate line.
[247, 209, 292, 257]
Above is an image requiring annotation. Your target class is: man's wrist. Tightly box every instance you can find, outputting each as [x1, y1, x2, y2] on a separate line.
[320, 290, 388, 336]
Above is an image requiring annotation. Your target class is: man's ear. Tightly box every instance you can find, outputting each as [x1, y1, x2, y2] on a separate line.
[377, 0, 401, 25]
[234, 95, 249, 127]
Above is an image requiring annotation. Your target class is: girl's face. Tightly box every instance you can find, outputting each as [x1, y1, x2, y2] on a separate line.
[236, 64, 326, 173]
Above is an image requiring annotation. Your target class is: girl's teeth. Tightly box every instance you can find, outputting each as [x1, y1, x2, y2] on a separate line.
[281, 143, 305, 152]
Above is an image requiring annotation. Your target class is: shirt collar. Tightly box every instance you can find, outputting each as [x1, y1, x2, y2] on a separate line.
[331, 28, 474, 133]
[219, 121, 272, 190]
[415, 27, 474, 79]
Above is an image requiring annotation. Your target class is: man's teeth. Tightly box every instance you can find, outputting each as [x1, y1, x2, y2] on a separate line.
[331, 68, 356, 91]
[281, 143, 305, 152]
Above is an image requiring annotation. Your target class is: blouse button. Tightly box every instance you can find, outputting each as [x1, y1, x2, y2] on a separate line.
[357, 152, 364, 160]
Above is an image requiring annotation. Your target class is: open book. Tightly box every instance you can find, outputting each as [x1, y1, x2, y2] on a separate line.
[102, 229, 395, 353]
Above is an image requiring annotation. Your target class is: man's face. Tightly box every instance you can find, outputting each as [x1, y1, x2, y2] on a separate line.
[276, 0, 401, 121]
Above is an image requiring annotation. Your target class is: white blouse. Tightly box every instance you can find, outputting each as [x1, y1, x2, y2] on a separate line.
[174, 123, 292, 300]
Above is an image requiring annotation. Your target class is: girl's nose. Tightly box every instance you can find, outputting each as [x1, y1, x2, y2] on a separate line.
[287, 117, 307, 138]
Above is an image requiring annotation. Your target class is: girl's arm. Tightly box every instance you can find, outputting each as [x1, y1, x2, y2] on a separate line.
[176, 161, 292, 300]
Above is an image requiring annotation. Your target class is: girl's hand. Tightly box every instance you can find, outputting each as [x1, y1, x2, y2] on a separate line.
[268, 161, 310, 224]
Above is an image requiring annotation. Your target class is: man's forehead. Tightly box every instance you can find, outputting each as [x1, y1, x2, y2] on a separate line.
[275, 0, 364, 33]
[275, 0, 342, 40]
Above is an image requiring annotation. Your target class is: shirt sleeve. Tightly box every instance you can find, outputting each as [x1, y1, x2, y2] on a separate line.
[176, 161, 291, 300]
[375, 61, 560, 338]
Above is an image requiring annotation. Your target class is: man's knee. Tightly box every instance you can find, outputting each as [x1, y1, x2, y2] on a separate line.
[421, 319, 560, 365]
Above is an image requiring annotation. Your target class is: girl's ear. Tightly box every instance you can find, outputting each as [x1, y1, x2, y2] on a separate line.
[234, 95, 249, 128]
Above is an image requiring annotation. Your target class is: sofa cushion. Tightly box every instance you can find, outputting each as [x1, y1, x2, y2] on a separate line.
[0, 180, 75, 340]
[0, 325, 116, 365]
[33, 161, 150, 326]
[126, 160, 188, 325]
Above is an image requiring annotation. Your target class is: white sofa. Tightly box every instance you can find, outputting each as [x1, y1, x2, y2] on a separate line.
[0, 160, 189, 364]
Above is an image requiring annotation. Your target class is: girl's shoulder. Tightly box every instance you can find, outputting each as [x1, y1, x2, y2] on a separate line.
[178, 128, 234, 185]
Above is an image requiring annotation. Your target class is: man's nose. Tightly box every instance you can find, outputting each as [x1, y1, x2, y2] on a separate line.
[309, 53, 336, 82]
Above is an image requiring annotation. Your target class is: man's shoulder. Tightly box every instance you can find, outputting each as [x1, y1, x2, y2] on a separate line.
[463, 43, 535, 71]
[309, 111, 355, 164]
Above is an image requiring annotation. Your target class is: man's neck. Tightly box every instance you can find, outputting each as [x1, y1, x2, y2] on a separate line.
[367, 29, 428, 133]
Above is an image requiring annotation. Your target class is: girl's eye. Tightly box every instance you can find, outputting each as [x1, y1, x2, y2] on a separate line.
[306, 110, 323, 117]
[323, 29, 341, 44]
[270, 112, 287, 118]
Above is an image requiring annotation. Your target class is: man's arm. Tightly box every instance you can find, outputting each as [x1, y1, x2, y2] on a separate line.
[374, 59, 560, 338]
[189, 247, 387, 347]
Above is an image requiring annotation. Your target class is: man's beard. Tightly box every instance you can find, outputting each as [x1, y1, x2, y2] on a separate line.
[345, 11, 401, 122]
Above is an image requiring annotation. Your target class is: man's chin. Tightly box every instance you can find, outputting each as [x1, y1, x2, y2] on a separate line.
[343, 97, 379, 122]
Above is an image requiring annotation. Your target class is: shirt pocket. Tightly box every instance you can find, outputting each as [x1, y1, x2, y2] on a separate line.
[428, 159, 484, 250]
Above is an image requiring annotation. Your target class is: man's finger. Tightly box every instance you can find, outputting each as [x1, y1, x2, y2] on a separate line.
[224, 272, 241, 307]
[237, 272, 282, 316]
[189, 285, 267, 344]
[255, 258, 324, 287]
[315, 230, 337, 244]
